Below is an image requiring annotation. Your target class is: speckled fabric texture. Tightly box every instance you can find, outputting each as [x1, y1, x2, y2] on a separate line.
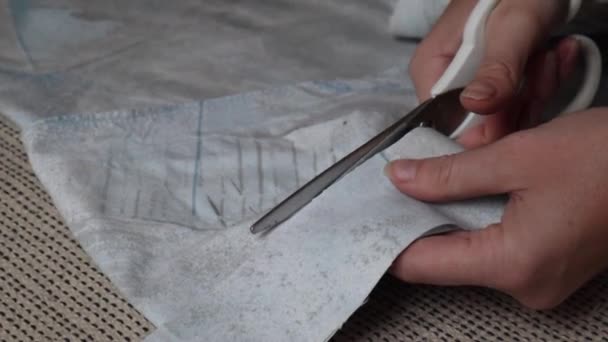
[20, 73, 502, 341]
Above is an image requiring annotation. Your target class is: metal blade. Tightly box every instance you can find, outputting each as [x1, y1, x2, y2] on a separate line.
[250, 88, 465, 234]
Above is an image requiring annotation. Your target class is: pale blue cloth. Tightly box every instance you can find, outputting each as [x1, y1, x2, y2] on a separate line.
[24, 77, 504, 341]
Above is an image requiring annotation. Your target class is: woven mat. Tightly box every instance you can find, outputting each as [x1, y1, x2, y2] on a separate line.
[2, 113, 608, 341]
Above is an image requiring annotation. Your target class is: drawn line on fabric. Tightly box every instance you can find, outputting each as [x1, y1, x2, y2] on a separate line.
[163, 175, 184, 214]
[221, 178, 227, 222]
[292, 142, 299, 187]
[256, 141, 264, 211]
[133, 190, 141, 218]
[230, 179, 243, 195]
[241, 197, 246, 220]
[206, 195, 226, 227]
[271, 146, 279, 205]
[191, 101, 204, 216]
[379, 152, 390, 163]
[313, 150, 318, 176]
[236, 139, 245, 194]
[101, 153, 113, 214]
[330, 146, 337, 164]
[63, 40, 145, 73]
[8, 0, 36, 70]
[162, 143, 185, 212]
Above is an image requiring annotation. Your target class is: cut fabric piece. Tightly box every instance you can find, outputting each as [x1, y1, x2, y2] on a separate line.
[24, 76, 503, 341]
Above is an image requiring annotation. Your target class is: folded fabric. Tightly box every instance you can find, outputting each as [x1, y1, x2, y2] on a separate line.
[388, 0, 449, 38]
[0, 0, 407, 128]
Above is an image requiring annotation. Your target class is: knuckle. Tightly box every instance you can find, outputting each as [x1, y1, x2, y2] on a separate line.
[494, 3, 546, 32]
[481, 4, 551, 91]
[499, 258, 566, 310]
[478, 60, 519, 93]
[431, 155, 456, 189]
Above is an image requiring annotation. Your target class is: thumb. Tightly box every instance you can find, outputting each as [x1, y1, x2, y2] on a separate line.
[385, 134, 524, 202]
[391, 224, 506, 287]
[460, 2, 561, 114]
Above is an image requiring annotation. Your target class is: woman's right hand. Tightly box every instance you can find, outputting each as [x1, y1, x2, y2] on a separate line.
[409, 0, 580, 148]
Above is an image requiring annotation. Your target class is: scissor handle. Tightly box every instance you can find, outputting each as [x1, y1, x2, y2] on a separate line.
[560, 35, 602, 115]
[430, 0, 602, 139]
[430, 0, 499, 97]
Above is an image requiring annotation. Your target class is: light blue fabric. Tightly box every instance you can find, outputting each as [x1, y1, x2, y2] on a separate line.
[23, 76, 504, 340]
[0, 0, 409, 128]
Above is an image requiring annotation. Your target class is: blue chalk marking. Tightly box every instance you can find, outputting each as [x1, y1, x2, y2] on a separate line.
[191, 101, 204, 216]
[8, 0, 35, 68]
[311, 80, 353, 94]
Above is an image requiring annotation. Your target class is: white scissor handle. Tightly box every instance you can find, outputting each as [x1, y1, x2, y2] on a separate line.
[430, 0, 602, 139]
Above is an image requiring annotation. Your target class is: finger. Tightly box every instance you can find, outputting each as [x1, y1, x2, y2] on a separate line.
[555, 36, 580, 82]
[456, 104, 519, 149]
[409, 0, 478, 101]
[385, 135, 527, 202]
[391, 224, 506, 287]
[456, 38, 579, 148]
[519, 37, 580, 129]
[460, 2, 555, 114]
[518, 50, 559, 129]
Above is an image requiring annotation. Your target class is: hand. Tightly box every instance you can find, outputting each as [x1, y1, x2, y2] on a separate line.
[386, 108, 608, 309]
[410, 0, 580, 147]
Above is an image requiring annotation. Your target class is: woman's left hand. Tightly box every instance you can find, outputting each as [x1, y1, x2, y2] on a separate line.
[386, 107, 608, 309]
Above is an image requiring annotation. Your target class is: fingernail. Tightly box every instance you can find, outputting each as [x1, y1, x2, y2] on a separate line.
[384, 160, 417, 182]
[461, 81, 497, 101]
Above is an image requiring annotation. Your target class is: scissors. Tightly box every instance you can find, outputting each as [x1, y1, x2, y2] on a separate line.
[250, 0, 602, 235]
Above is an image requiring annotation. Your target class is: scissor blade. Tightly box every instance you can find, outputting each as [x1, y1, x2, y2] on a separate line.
[249, 101, 435, 235]
[250, 88, 464, 235]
